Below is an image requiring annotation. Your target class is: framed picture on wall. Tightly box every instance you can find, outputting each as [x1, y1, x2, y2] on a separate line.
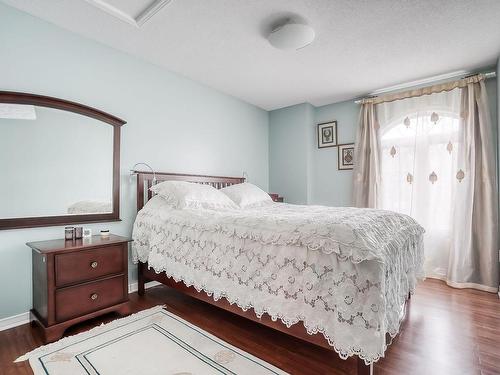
[338, 143, 354, 170]
[317, 121, 337, 148]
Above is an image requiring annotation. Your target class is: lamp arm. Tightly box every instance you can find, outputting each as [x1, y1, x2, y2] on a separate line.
[130, 162, 157, 184]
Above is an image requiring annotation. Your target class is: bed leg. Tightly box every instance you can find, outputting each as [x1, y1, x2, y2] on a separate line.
[408, 291, 411, 300]
[357, 358, 372, 375]
[138, 262, 146, 296]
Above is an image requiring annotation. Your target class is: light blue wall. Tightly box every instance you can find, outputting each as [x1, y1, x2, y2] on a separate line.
[268, 103, 314, 204]
[268, 100, 358, 206]
[0, 4, 269, 320]
[312, 100, 359, 206]
[269, 78, 498, 208]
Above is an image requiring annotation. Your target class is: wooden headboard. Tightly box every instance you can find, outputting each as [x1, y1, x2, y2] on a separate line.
[133, 171, 246, 211]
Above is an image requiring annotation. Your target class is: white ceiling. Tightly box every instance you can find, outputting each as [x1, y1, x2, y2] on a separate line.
[3, 0, 500, 110]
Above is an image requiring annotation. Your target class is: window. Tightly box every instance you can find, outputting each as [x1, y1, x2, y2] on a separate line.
[377, 89, 463, 278]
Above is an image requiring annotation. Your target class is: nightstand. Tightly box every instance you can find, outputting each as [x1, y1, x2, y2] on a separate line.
[27, 234, 131, 343]
[269, 193, 284, 202]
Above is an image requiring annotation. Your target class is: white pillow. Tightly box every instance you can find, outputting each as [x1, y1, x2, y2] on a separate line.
[140, 194, 173, 213]
[220, 183, 272, 208]
[150, 181, 238, 210]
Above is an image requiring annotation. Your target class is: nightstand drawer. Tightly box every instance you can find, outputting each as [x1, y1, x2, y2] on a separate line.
[55, 275, 126, 322]
[55, 245, 125, 287]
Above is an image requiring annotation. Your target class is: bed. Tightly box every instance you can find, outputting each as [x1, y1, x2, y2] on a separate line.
[131, 171, 425, 375]
[67, 200, 112, 214]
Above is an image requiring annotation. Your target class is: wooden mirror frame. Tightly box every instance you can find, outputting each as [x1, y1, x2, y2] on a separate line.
[0, 91, 126, 230]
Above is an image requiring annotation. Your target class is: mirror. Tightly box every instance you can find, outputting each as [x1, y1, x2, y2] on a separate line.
[0, 92, 125, 229]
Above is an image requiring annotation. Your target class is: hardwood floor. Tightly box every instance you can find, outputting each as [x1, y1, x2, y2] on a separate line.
[1, 279, 499, 375]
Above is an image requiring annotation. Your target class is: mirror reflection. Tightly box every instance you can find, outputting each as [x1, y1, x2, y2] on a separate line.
[0, 104, 113, 218]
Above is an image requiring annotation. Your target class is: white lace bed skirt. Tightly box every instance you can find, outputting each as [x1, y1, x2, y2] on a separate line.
[132, 214, 423, 365]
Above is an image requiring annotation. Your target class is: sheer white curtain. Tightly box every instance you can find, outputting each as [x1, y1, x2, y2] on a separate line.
[353, 74, 499, 292]
[377, 89, 462, 280]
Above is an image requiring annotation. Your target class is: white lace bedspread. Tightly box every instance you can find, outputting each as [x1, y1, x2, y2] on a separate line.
[132, 198, 425, 364]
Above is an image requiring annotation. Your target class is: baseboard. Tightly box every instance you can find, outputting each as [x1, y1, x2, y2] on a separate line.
[0, 281, 163, 332]
[0, 311, 30, 332]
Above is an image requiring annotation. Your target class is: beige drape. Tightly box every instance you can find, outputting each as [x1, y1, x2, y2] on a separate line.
[359, 74, 491, 104]
[448, 78, 499, 291]
[352, 102, 380, 208]
[353, 74, 499, 292]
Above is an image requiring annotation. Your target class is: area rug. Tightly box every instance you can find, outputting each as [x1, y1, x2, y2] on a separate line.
[16, 306, 287, 374]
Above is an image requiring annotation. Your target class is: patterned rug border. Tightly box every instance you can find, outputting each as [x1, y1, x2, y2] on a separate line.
[15, 305, 166, 363]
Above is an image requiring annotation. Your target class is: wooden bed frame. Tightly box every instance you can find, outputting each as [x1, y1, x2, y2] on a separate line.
[134, 171, 406, 375]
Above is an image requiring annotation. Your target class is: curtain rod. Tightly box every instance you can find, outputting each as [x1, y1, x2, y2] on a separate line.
[354, 71, 496, 104]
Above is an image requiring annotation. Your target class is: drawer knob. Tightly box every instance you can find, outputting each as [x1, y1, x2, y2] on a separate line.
[90, 293, 98, 301]
[90, 261, 98, 269]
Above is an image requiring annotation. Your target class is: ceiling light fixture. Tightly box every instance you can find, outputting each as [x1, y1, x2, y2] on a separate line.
[267, 19, 315, 51]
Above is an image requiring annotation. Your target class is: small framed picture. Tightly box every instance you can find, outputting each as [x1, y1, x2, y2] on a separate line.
[338, 143, 354, 170]
[317, 121, 337, 148]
